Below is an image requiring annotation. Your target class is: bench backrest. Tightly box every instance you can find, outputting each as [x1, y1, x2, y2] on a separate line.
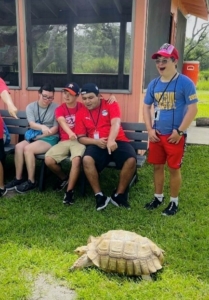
[0, 110, 148, 152]
[121, 122, 148, 152]
[0, 110, 28, 137]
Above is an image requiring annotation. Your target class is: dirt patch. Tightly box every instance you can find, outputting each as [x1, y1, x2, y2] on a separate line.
[29, 274, 76, 300]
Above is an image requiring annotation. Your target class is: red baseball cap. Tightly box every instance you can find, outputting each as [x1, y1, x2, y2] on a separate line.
[152, 43, 179, 59]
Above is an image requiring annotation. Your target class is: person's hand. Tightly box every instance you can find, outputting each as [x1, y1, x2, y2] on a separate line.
[7, 103, 18, 119]
[96, 138, 107, 149]
[107, 94, 117, 104]
[69, 132, 77, 140]
[167, 129, 182, 144]
[148, 129, 160, 143]
[41, 125, 52, 134]
[107, 140, 118, 154]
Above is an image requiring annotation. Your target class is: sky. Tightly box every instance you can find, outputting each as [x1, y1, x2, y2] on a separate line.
[186, 16, 208, 38]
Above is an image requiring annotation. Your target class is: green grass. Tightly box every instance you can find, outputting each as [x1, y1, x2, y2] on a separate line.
[1, 147, 209, 300]
[196, 90, 209, 118]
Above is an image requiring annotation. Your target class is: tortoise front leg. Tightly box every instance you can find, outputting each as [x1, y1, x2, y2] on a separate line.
[69, 254, 93, 271]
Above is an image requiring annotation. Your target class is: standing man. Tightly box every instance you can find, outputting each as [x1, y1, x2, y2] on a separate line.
[0, 78, 18, 197]
[45, 83, 86, 205]
[6, 83, 59, 193]
[75, 83, 137, 211]
[143, 43, 198, 216]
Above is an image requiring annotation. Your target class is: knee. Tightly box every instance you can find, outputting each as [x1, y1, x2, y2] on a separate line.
[82, 156, 94, 168]
[45, 156, 55, 167]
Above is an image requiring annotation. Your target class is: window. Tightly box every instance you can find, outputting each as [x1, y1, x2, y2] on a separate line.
[0, 0, 19, 87]
[25, 0, 133, 90]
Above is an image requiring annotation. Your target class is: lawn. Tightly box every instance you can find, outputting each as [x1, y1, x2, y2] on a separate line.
[196, 90, 209, 118]
[1, 145, 209, 300]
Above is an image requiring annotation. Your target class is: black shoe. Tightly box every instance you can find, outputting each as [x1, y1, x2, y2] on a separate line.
[144, 197, 164, 210]
[5, 178, 25, 191]
[110, 192, 130, 209]
[162, 202, 178, 216]
[63, 190, 74, 205]
[0, 187, 7, 197]
[95, 194, 110, 211]
[53, 177, 68, 191]
[15, 180, 37, 194]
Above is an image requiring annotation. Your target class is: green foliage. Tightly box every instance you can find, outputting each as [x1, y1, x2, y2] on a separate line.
[1, 149, 209, 299]
[32, 23, 131, 74]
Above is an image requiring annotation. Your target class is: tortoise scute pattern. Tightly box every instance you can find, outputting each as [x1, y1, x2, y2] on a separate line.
[70, 230, 165, 278]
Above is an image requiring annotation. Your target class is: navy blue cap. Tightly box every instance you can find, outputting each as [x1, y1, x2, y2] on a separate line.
[81, 83, 99, 96]
[63, 82, 80, 96]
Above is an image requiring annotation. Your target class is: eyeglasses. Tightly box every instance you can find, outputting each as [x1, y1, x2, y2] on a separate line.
[155, 58, 172, 65]
[42, 94, 54, 101]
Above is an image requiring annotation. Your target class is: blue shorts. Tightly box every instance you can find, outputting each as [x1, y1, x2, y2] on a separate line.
[84, 141, 137, 172]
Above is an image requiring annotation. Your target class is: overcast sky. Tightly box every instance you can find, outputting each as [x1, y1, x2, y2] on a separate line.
[186, 16, 208, 38]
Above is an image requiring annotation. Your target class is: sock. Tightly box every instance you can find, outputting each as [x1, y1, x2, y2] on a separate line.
[170, 197, 178, 206]
[154, 193, 164, 202]
[95, 192, 103, 196]
[67, 189, 73, 194]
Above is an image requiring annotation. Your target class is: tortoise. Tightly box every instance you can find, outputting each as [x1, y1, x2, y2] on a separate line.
[70, 230, 165, 280]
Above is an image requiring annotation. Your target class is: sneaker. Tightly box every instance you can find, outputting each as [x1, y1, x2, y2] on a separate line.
[0, 187, 7, 197]
[15, 180, 37, 194]
[144, 197, 164, 210]
[53, 177, 68, 191]
[63, 190, 74, 205]
[5, 178, 25, 191]
[110, 192, 130, 209]
[95, 194, 110, 211]
[162, 202, 178, 216]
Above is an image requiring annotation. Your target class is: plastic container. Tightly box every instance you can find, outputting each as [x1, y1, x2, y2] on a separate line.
[182, 61, 199, 85]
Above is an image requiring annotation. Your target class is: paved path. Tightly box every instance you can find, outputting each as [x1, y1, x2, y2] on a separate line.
[187, 121, 209, 145]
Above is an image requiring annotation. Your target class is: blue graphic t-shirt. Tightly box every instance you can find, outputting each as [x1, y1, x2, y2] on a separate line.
[144, 74, 198, 135]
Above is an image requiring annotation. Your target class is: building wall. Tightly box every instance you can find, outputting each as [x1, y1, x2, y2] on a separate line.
[1, 0, 188, 123]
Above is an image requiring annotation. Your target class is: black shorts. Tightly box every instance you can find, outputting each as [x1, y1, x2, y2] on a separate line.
[83, 141, 137, 172]
[0, 139, 5, 163]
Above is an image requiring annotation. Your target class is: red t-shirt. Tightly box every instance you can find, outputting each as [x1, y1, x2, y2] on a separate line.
[55, 102, 84, 141]
[75, 99, 129, 142]
[0, 78, 9, 138]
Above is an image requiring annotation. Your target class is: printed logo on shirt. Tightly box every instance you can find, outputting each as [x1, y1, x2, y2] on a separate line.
[65, 115, 75, 129]
[189, 94, 197, 101]
[155, 92, 175, 110]
[102, 110, 108, 116]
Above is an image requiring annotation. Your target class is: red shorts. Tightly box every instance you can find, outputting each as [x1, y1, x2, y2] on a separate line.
[148, 134, 186, 169]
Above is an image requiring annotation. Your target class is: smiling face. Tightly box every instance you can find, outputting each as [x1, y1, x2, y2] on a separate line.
[155, 55, 177, 79]
[39, 90, 54, 107]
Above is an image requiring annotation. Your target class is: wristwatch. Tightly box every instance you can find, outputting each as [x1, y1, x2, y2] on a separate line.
[177, 129, 184, 136]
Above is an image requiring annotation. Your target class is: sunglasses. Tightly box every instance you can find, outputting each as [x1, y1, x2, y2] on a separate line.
[42, 94, 54, 101]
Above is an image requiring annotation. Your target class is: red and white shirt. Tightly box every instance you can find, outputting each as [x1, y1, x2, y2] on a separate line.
[55, 102, 84, 141]
[0, 78, 9, 138]
[75, 99, 129, 142]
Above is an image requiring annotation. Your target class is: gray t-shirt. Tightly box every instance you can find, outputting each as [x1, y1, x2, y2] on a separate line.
[26, 101, 58, 128]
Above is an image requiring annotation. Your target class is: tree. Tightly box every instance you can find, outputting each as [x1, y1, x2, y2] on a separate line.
[184, 17, 209, 69]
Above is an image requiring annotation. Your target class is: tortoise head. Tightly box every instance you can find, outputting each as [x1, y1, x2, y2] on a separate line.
[74, 246, 88, 256]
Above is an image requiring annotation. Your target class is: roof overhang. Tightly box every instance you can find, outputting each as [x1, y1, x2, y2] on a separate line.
[181, 0, 209, 20]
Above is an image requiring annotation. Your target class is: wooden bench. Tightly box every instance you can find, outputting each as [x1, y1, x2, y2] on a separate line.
[1, 109, 148, 193]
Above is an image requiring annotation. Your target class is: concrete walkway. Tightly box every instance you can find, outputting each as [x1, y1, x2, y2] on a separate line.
[187, 121, 209, 145]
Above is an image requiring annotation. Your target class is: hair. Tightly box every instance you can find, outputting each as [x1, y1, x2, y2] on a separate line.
[38, 83, 55, 94]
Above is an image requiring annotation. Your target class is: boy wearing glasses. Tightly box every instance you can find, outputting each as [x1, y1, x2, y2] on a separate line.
[6, 83, 59, 193]
[143, 43, 198, 216]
